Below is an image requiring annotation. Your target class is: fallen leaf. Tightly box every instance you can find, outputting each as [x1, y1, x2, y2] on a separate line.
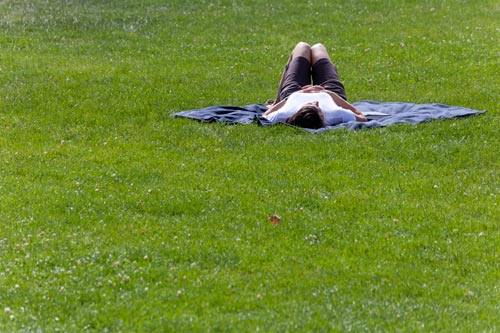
[269, 214, 281, 224]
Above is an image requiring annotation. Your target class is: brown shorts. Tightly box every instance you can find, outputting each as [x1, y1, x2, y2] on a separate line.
[277, 56, 347, 102]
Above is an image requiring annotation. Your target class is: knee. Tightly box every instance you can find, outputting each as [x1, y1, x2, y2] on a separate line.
[295, 41, 311, 51]
[311, 43, 326, 52]
[311, 43, 330, 63]
[292, 42, 312, 60]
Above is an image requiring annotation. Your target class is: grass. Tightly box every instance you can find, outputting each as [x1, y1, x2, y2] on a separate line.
[1, 0, 500, 331]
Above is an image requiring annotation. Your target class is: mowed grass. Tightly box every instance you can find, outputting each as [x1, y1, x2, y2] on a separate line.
[1, 0, 499, 331]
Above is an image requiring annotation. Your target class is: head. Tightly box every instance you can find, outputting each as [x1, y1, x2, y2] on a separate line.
[286, 103, 325, 129]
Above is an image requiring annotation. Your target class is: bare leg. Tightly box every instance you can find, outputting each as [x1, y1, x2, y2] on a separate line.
[291, 41, 312, 61]
[311, 43, 330, 64]
[274, 42, 311, 103]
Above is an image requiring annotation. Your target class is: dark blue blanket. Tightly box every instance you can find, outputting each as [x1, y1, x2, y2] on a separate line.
[172, 101, 486, 132]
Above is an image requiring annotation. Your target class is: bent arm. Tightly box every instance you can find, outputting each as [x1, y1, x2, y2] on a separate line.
[263, 99, 287, 116]
[323, 90, 367, 122]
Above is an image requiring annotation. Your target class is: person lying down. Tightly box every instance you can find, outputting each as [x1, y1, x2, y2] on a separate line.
[263, 42, 367, 129]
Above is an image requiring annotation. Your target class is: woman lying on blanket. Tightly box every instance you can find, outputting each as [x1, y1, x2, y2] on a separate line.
[263, 42, 367, 129]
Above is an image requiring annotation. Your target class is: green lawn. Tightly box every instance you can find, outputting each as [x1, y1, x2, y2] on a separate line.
[1, 0, 499, 331]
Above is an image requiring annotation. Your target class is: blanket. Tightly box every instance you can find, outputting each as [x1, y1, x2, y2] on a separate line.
[172, 101, 486, 133]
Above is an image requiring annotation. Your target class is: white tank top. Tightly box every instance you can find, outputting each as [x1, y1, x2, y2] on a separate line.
[265, 92, 355, 125]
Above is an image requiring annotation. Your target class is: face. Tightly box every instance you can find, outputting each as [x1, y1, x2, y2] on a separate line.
[303, 100, 319, 107]
[301, 101, 322, 114]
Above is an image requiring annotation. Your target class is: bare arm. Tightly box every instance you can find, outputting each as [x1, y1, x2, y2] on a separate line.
[263, 99, 287, 116]
[323, 91, 362, 115]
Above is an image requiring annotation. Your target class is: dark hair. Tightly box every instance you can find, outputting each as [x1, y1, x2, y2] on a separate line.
[286, 105, 325, 129]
